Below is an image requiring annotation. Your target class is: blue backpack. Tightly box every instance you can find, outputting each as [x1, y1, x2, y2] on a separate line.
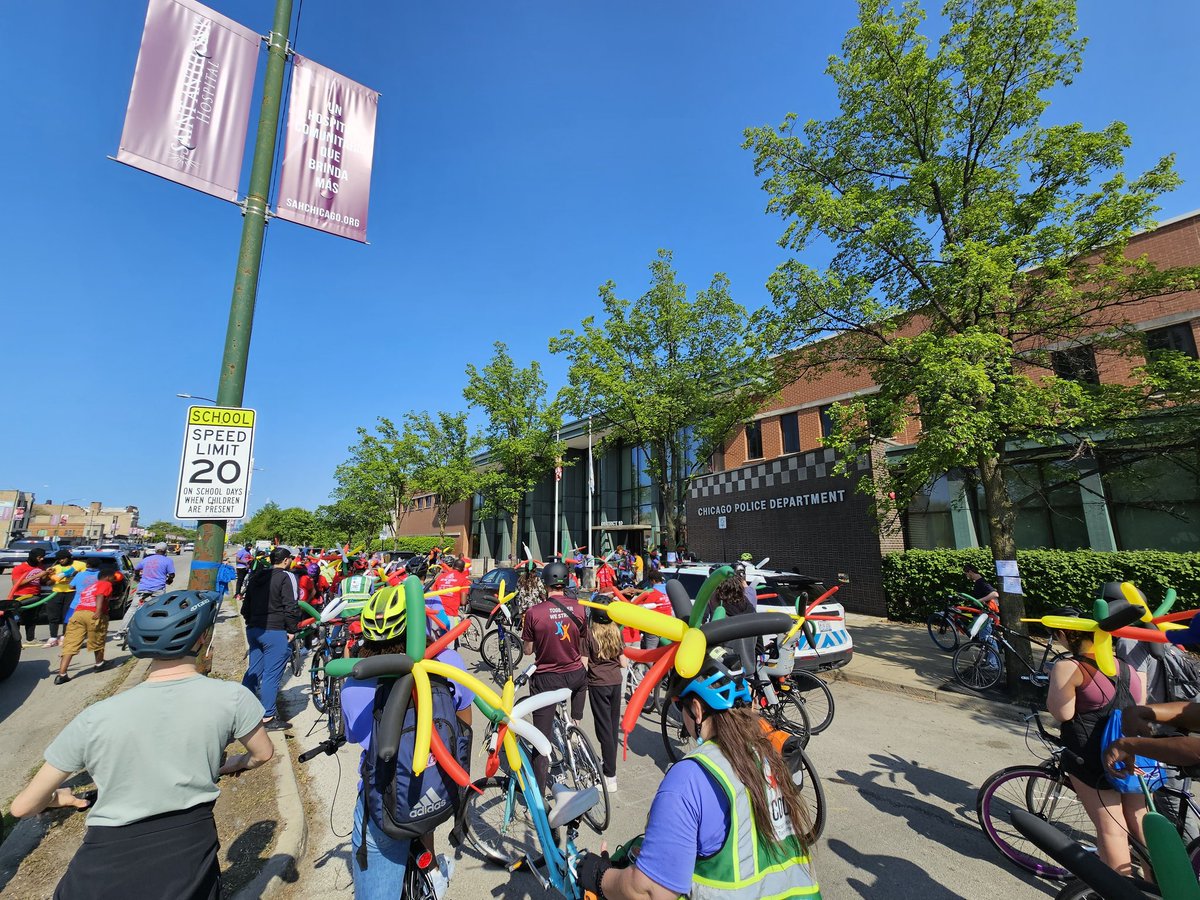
[1099, 662, 1166, 794]
[361, 675, 471, 842]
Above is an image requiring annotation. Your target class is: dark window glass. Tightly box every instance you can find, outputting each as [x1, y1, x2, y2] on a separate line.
[1146, 323, 1199, 360]
[1050, 346, 1099, 384]
[780, 412, 800, 454]
[745, 422, 763, 459]
[818, 405, 835, 439]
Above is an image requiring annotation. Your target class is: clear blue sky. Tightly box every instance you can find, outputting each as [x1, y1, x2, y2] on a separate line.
[2, 0, 1197, 525]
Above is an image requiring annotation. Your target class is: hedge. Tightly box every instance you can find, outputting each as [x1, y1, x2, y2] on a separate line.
[882, 548, 1200, 622]
[370, 535, 457, 555]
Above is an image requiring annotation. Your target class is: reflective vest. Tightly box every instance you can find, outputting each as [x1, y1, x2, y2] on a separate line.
[340, 574, 376, 601]
[685, 742, 820, 900]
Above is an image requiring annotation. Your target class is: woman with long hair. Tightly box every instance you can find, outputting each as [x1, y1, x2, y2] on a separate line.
[585, 604, 626, 792]
[577, 651, 819, 898]
[515, 560, 546, 618]
[1047, 609, 1148, 875]
[706, 573, 754, 621]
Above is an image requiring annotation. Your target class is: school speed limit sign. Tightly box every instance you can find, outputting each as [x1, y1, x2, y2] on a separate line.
[175, 406, 257, 520]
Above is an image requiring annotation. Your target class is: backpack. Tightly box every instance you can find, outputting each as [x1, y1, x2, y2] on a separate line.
[361, 675, 471, 843]
[1099, 662, 1167, 794]
[1161, 648, 1200, 703]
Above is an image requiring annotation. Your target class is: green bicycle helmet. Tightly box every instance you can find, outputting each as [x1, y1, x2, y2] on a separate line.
[360, 585, 408, 642]
[127, 590, 220, 659]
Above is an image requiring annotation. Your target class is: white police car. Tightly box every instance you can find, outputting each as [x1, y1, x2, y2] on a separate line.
[661, 561, 852, 672]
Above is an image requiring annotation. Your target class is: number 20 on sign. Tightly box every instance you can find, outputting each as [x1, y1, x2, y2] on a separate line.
[174, 406, 257, 520]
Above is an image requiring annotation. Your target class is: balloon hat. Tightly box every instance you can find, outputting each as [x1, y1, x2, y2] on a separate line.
[1021, 602, 1150, 676]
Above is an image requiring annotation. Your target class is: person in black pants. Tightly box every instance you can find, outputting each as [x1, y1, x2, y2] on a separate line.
[585, 604, 625, 792]
[521, 561, 589, 797]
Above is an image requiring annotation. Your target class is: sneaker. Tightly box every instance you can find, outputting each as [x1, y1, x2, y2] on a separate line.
[428, 868, 450, 900]
[43, 638, 57, 648]
[605, 776, 618, 793]
[93, 660, 112, 674]
[263, 718, 292, 731]
[54, 674, 71, 685]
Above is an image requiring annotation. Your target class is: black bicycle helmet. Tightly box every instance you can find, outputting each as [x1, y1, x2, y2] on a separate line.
[404, 556, 429, 579]
[127, 590, 220, 659]
[542, 561, 569, 589]
[589, 602, 613, 625]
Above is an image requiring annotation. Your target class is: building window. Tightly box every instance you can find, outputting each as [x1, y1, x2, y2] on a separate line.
[780, 412, 800, 454]
[1051, 345, 1099, 384]
[1146, 323, 1199, 360]
[745, 422, 763, 459]
[818, 405, 835, 439]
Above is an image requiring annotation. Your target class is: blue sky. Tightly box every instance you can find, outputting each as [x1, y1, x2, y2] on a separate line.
[2, 1, 1198, 525]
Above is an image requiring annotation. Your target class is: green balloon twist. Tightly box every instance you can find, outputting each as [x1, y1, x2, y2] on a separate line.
[691, 566, 733, 628]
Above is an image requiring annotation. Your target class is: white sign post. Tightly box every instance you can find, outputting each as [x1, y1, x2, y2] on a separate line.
[175, 405, 256, 520]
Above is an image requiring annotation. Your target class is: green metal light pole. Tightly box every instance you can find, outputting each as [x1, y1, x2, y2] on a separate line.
[191, 0, 294, 591]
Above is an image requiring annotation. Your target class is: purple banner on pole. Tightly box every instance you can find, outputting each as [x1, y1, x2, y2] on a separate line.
[274, 55, 379, 243]
[115, 0, 260, 202]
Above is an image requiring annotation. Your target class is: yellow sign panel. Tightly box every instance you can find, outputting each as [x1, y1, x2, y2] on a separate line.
[187, 406, 255, 427]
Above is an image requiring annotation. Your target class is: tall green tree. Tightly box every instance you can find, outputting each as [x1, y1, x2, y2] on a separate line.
[332, 418, 419, 545]
[407, 411, 479, 539]
[550, 250, 778, 546]
[464, 343, 564, 561]
[238, 502, 318, 545]
[744, 0, 1200, 689]
[314, 499, 380, 549]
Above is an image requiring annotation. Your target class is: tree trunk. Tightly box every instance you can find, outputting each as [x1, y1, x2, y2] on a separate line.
[509, 509, 520, 564]
[978, 452, 1033, 697]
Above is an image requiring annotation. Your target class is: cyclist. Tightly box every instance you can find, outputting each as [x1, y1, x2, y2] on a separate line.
[340, 586, 474, 900]
[521, 560, 588, 797]
[117, 542, 176, 647]
[240, 547, 301, 731]
[10, 590, 273, 900]
[585, 603, 625, 793]
[577, 651, 819, 899]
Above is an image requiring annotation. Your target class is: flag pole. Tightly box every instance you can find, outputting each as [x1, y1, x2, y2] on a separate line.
[553, 429, 561, 560]
[192, 0, 293, 590]
[587, 417, 594, 565]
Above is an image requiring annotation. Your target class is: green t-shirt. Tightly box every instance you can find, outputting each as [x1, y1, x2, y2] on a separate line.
[44, 674, 264, 826]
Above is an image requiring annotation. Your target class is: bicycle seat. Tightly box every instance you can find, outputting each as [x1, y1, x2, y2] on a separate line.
[547, 785, 599, 828]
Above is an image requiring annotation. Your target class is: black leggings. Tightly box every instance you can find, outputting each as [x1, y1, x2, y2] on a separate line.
[43, 593, 67, 639]
[588, 682, 620, 778]
[530, 668, 588, 795]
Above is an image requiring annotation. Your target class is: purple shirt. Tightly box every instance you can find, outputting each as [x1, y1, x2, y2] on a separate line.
[134, 553, 175, 592]
[236, 549, 252, 568]
[634, 756, 731, 894]
[341, 648, 474, 747]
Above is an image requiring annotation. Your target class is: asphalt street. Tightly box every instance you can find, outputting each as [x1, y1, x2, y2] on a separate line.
[0, 554, 193, 811]
[281, 644, 1057, 900]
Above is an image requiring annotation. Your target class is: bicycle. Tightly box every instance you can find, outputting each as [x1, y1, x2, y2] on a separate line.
[761, 633, 837, 734]
[298, 737, 439, 900]
[952, 623, 1069, 692]
[507, 664, 611, 833]
[308, 619, 355, 742]
[927, 593, 995, 651]
[623, 658, 661, 718]
[460, 612, 486, 652]
[480, 603, 525, 685]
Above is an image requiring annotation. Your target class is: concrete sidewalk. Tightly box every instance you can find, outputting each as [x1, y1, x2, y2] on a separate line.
[827, 613, 1028, 719]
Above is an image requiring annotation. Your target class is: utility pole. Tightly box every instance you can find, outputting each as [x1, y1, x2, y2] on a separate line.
[191, 0, 293, 591]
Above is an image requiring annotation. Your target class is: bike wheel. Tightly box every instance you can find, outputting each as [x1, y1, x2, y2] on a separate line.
[926, 612, 960, 651]
[785, 744, 827, 843]
[763, 690, 811, 748]
[977, 764, 1096, 879]
[289, 637, 304, 677]
[325, 678, 345, 743]
[403, 863, 437, 900]
[787, 670, 835, 734]
[481, 630, 523, 679]
[1054, 875, 1161, 900]
[310, 652, 327, 714]
[661, 703, 697, 764]
[461, 614, 485, 652]
[953, 640, 1003, 691]
[564, 725, 610, 833]
[463, 775, 539, 867]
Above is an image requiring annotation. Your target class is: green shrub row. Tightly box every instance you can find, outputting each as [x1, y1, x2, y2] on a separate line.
[370, 535, 458, 555]
[882, 548, 1200, 621]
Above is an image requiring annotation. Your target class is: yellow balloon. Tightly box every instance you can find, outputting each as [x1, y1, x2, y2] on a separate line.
[1037, 616, 1100, 633]
[1119, 581, 1155, 624]
[1093, 634, 1118, 677]
[503, 730, 523, 774]
[421, 659, 507, 713]
[411, 664, 433, 775]
[601, 600, 688, 643]
[502, 679, 514, 713]
[498, 579, 517, 605]
[424, 587, 462, 599]
[676, 628, 709, 679]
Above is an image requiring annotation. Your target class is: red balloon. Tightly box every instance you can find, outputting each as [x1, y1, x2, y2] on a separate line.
[485, 724, 509, 778]
[1110, 626, 1170, 643]
[1154, 609, 1200, 624]
[430, 726, 481, 793]
[803, 585, 840, 618]
[621, 645, 678, 759]
[623, 645, 672, 663]
[425, 617, 472, 658]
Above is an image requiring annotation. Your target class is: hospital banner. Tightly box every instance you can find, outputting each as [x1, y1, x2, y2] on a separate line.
[274, 54, 379, 242]
[115, 0, 260, 202]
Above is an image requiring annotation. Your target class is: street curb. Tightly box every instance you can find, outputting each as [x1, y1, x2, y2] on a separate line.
[0, 653, 150, 891]
[824, 665, 1032, 723]
[228, 613, 308, 900]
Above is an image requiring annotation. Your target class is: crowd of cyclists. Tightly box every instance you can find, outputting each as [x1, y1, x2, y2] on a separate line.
[7, 541, 820, 900]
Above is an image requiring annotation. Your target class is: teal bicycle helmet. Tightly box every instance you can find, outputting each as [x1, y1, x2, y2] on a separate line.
[667, 650, 752, 712]
[127, 590, 220, 659]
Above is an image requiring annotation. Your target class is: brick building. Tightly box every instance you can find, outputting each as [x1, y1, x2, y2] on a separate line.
[0, 490, 35, 547]
[27, 502, 140, 542]
[431, 210, 1200, 614]
[389, 491, 471, 555]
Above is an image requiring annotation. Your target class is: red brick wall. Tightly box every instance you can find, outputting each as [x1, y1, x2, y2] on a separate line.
[393, 495, 471, 554]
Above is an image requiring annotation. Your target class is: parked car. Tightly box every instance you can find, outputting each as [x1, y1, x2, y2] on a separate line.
[0, 539, 65, 575]
[466, 566, 525, 616]
[660, 562, 852, 672]
[22, 551, 137, 625]
[182, 542, 195, 553]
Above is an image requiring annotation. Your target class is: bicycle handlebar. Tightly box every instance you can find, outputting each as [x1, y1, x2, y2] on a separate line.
[1010, 810, 1149, 900]
[514, 662, 537, 688]
[298, 736, 346, 763]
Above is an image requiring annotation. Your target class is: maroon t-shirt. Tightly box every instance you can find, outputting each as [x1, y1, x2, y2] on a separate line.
[522, 595, 588, 675]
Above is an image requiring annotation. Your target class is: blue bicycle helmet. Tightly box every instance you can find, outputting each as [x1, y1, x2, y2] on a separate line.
[667, 650, 752, 712]
[127, 590, 220, 659]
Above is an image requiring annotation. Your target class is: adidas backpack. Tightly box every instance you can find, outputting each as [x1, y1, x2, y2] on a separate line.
[361, 675, 471, 841]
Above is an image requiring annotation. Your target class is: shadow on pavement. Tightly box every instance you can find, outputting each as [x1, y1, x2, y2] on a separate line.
[225, 820, 299, 894]
[0, 657, 49, 727]
[829, 838, 988, 899]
